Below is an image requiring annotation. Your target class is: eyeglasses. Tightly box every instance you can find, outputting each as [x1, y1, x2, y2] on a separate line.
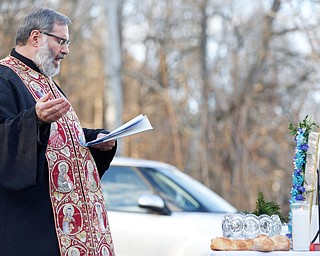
[40, 31, 70, 47]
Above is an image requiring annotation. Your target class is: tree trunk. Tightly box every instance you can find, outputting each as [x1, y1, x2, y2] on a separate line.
[102, 0, 124, 153]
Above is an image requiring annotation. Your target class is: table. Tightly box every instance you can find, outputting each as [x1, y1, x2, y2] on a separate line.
[208, 251, 319, 256]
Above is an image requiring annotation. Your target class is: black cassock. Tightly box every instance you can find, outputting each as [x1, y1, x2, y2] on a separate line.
[0, 49, 116, 256]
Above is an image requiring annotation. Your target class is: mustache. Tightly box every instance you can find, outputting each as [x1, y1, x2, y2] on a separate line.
[56, 54, 65, 60]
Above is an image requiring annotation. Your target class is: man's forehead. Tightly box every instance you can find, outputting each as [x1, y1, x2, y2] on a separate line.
[52, 24, 69, 36]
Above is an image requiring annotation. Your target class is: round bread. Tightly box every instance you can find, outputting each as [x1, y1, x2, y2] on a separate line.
[271, 235, 290, 251]
[251, 234, 274, 252]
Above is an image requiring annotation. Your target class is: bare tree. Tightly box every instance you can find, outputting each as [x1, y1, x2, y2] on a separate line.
[119, 0, 320, 213]
[2, 0, 320, 214]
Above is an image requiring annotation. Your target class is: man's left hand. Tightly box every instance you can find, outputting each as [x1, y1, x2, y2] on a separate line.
[90, 133, 116, 151]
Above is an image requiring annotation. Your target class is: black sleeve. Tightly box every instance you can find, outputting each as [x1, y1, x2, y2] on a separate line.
[83, 128, 117, 178]
[0, 75, 50, 192]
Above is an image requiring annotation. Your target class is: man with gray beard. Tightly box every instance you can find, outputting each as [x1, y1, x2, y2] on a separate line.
[0, 8, 117, 256]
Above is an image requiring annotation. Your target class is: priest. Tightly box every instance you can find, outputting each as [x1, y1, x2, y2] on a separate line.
[0, 8, 117, 256]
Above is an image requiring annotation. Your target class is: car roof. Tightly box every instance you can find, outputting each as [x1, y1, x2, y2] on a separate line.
[110, 156, 179, 170]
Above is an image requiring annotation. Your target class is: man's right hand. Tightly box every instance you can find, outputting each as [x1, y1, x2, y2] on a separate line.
[36, 92, 71, 124]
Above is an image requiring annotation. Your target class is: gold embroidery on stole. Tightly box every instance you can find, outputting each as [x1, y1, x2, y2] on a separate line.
[0, 56, 115, 256]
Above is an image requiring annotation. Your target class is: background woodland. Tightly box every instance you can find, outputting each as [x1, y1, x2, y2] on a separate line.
[1, 0, 320, 215]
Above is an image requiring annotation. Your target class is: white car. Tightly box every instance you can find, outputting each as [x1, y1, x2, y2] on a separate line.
[101, 157, 237, 256]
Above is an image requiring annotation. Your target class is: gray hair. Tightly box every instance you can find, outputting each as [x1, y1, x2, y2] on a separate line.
[16, 7, 71, 46]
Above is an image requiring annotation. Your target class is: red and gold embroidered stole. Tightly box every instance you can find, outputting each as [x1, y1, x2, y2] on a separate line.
[0, 56, 115, 256]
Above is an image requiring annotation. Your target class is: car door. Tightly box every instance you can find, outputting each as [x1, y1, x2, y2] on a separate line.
[101, 165, 209, 256]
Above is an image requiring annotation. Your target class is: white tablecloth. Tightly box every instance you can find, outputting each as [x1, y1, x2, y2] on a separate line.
[208, 251, 319, 256]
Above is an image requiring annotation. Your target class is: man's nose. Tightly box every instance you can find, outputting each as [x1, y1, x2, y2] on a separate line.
[61, 44, 69, 55]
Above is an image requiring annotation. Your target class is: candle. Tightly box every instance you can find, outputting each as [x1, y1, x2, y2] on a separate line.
[292, 201, 310, 251]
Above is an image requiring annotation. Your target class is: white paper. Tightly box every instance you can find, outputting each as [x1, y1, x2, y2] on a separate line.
[84, 114, 153, 147]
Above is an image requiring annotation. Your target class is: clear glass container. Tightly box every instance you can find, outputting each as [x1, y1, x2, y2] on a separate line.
[222, 213, 282, 239]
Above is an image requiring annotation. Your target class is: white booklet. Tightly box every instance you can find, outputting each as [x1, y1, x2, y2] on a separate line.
[84, 114, 153, 147]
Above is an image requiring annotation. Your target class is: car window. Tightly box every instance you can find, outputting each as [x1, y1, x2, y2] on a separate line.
[158, 166, 237, 213]
[141, 168, 200, 212]
[101, 166, 151, 212]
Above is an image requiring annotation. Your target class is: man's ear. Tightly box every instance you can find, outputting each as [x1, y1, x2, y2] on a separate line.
[29, 30, 42, 47]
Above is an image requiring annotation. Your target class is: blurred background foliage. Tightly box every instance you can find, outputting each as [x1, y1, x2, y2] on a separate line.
[1, 0, 320, 215]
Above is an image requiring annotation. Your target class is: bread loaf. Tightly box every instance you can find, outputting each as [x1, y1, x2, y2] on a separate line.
[271, 235, 290, 251]
[210, 235, 290, 251]
[210, 237, 253, 251]
[251, 234, 274, 252]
